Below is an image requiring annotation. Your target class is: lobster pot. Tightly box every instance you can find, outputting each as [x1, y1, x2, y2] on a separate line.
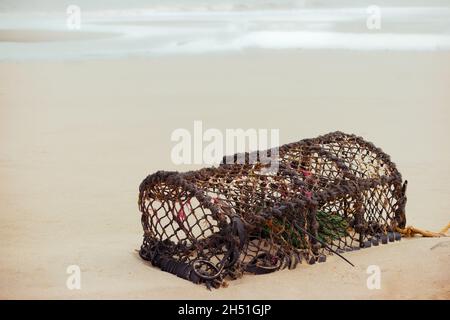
[138, 132, 407, 288]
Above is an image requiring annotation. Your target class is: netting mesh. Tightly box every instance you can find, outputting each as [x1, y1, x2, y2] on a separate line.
[138, 132, 407, 288]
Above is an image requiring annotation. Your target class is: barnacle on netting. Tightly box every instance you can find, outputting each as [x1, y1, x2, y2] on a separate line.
[138, 131, 407, 288]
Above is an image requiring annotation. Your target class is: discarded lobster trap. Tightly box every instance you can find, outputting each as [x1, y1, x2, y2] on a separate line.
[138, 132, 407, 288]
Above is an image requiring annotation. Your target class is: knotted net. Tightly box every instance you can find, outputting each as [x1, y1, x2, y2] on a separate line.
[138, 132, 407, 288]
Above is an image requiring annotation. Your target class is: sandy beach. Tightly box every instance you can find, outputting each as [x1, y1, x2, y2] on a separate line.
[1, 49, 449, 299]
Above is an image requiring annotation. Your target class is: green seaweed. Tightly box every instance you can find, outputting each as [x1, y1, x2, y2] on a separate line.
[315, 211, 349, 244]
[262, 210, 348, 248]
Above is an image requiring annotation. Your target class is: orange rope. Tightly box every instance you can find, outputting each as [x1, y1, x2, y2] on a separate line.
[396, 222, 450, 238]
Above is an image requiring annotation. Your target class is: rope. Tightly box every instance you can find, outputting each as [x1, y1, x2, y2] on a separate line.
[396, 222, 450, 238]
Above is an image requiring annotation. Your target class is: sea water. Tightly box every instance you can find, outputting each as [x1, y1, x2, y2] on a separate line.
[1, 0, 450, 60]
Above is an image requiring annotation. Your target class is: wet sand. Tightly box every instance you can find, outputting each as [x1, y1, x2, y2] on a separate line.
[0, 29, 119, 43]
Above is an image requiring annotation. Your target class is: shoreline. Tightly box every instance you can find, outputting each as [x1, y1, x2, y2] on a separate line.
[1, 5, 450, 61]
[0, 29, 120, 43]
